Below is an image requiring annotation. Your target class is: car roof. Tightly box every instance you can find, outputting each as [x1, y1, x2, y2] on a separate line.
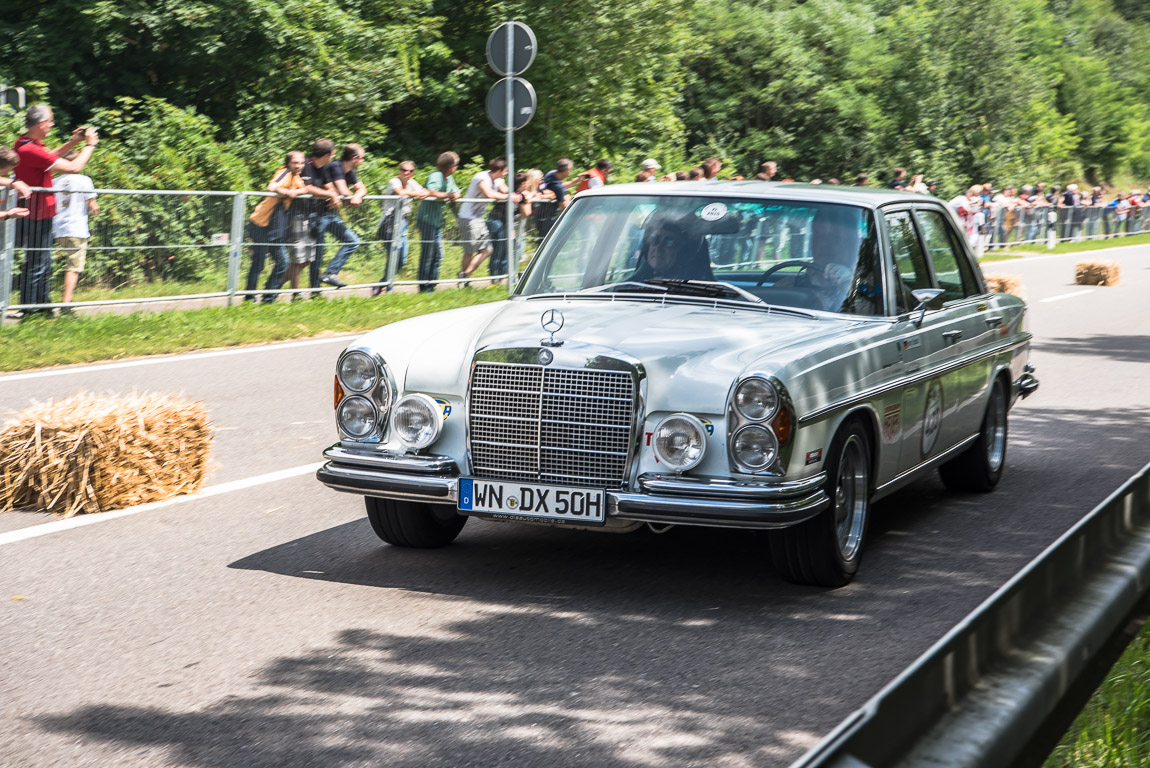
[578, 180, 934, 209]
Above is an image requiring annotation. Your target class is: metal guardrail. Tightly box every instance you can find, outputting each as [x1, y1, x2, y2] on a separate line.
[790, 462, 1150, 768]
[0, 186, 559, 325]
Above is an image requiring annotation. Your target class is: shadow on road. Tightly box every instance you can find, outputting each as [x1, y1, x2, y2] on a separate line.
[33, 407, 1149, 767]
[1035, 334, 1150, 364]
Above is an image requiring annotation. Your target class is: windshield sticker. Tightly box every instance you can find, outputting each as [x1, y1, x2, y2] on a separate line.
[700, 202, 728, 221]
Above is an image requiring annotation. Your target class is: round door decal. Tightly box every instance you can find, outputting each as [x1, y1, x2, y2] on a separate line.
[921, 380, 943, 458]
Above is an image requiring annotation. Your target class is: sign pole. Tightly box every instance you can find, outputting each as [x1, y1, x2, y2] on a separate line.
[504, 24, 516, 292]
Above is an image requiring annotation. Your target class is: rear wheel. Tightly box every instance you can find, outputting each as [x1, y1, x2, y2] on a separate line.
[770, 418, 871, 587]
[939, 378, 1008, 493]
[365, 497, 467, 548]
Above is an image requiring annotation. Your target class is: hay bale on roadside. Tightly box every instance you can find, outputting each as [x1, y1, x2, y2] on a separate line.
[0, 394, 211, 517]
[1075, 259, 1121, 286]
[982, 272, 1024, 297]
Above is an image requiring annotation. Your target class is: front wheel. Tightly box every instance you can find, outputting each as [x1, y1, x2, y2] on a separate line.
[770, 419, 872, 587]
[365, 497, 467, 548]
[939, 378, 1008, 493]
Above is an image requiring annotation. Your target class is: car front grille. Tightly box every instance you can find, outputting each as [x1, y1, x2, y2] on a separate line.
[469, 361, 637, 488]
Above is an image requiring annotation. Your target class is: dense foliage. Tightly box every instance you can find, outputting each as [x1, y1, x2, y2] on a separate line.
[5, 0, 1150, 194]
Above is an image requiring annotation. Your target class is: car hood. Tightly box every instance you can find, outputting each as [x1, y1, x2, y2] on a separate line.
[360, 297, 866, 411]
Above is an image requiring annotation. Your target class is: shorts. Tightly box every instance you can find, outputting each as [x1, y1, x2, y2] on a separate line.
[461, 217, 491, 258]
[55, 237, 88, 273]
[289, 218, 315, 264]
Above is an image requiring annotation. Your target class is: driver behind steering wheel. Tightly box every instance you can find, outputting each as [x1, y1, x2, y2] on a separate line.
[773, 208, 871, 313]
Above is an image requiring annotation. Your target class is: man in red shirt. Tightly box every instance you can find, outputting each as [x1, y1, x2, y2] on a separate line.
[14, 104, 98, 318]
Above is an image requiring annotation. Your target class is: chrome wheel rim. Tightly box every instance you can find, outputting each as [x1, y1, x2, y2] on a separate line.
[834, 434, 868, 561]
[986, 385, 1007, 472]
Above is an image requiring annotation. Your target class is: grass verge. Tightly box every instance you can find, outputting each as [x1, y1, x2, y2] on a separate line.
[0, 288, 507, 372]
[1001, 231, 1150, 255]
[1044, 620, 1150, 767]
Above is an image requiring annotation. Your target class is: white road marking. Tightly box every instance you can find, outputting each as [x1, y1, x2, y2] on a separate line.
[0, 334, 357, 383]
[0, 462, 324, 547]
[1040, 289, 1095, 303]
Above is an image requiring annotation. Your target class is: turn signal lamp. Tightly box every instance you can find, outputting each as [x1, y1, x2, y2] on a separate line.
[334, 376, 345, 409]
[772, 407, 792, 445]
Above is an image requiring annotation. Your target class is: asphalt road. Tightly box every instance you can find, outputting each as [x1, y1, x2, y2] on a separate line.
[1, 245, 1148, 767]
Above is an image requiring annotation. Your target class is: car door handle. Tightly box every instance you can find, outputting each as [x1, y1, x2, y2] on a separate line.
[942, 329, 963, 343]
[984, 316, 1003, 328]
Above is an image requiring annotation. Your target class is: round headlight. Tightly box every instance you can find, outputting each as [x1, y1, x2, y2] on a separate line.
[734, 378, 778, 422]
[392, 393, 441, 450]
[652, 413, 707, 472]
[337, 396, 379, 439]
[338, 351, 379, 393]
[732, 425, 778, 470]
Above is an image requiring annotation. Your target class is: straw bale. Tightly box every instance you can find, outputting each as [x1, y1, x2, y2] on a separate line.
[0, 393, 211, 517]
[1074, 259, 1121, 286]
[982, 272, 1024, 297]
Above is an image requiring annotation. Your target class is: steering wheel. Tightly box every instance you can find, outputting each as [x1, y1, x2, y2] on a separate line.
[756, 260, 812, 287]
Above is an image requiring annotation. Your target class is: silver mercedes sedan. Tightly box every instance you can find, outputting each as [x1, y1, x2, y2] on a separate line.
[317, 182, 1038, 587]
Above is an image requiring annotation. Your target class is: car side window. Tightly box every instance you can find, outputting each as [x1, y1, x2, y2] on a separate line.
[916, 209, 979, 301]
[885, 210, 931, 313]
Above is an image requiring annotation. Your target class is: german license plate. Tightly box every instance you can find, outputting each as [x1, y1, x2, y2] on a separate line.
[458, 478, 606, 525]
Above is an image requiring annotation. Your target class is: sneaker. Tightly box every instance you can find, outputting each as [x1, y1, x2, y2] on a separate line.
[58, 306, 75, 317]
[370, 285, 383, 297]
[320, 274, 347, 288]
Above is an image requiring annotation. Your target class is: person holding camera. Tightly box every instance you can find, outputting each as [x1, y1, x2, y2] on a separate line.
[14, 105, 98, 319]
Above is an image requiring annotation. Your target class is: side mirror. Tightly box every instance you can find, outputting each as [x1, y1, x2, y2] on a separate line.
[910, 288, 946, 326]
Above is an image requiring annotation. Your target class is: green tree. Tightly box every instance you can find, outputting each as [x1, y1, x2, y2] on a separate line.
[682, 0, 889, 180]
[5, 0, 443, 153]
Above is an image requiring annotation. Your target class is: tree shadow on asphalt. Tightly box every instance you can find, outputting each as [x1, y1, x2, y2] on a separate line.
[34, 407, 1150, 768]
[1034, 334, 1150, 364]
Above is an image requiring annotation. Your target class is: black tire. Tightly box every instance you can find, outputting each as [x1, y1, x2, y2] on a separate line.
[365, 497, 467, 548]
[770, 418, 872, 588]
[939, 378, 1008, 493]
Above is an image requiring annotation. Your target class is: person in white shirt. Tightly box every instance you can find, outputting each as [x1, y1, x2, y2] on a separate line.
[376, 160, 426, 279]
[905, 173, 929, 194]
[949, 186, 981, 251]
[52, 153, 98, 311]
[458, 158, 519, 281]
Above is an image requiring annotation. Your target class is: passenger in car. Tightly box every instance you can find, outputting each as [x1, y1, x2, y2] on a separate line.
[631, 214, 716, 282]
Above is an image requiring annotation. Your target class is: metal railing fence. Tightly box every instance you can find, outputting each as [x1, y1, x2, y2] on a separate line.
[0, 186, 558, 325]
[960, 202, 1150, 253]
[5, 183, 1150, 325]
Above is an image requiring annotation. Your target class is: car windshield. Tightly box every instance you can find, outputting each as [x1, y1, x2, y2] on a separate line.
[517, 194, 884, 316]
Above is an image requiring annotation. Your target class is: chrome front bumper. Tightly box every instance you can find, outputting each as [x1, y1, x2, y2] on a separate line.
[317, 445, 829, 530]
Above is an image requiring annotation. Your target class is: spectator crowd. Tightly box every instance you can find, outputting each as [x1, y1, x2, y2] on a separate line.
[5, 103, 1150, 319]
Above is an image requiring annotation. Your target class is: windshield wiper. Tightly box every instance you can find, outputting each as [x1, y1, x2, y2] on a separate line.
[590, 279, 762, 302]
[639, 278, 764, 304]
[580, 279, 818, 318]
